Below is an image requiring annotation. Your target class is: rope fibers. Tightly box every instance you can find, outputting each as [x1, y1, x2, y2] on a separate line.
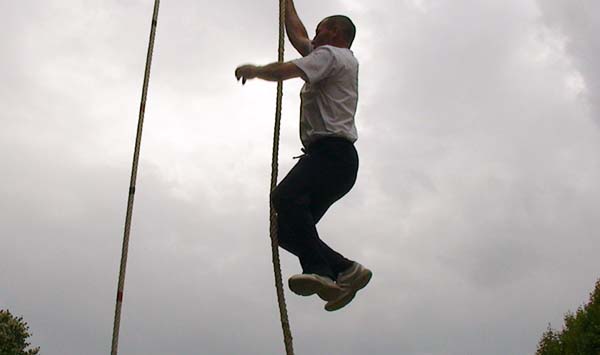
[268, 0, 295, 353]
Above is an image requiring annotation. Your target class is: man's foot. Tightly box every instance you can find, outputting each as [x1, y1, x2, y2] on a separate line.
[288, 274, 342, 301]
[324, 262, 372, 312]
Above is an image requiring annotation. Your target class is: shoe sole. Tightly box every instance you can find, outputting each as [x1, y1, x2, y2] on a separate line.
[325, 269, 372, 312]
[289, 276, 341, 301]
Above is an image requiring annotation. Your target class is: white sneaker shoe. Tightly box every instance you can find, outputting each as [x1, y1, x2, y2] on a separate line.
[288, 274, 342, 301]
[325, 262, 372, 312]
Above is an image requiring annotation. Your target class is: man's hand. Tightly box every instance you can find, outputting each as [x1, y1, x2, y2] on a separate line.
[235, 65, 258, 85]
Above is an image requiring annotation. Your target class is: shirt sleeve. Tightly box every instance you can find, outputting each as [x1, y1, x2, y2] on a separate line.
[292, 46, 337, 84]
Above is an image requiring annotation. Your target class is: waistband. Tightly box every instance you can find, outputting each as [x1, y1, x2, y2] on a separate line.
[293, 137, 354, 159]
[306, 137, 354, 151]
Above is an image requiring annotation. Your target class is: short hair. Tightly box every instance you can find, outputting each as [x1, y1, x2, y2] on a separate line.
[324, 15, 356, 48]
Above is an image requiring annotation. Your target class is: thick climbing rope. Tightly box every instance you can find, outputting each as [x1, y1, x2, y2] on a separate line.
[269, 0, 295, 354]
[110, 0, 293, 353]
[110, 1, 160, 354]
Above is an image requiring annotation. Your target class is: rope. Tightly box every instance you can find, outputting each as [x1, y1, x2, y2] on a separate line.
[109, 1, 292, 353]
[111, 1, 160, 354]
[269, 0, 295, 354]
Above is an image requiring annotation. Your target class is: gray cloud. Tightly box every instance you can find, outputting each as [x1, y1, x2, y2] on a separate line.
[537, 0, 600, 124]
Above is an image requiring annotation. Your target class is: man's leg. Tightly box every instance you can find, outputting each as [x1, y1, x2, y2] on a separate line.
[306, 139, 359, 279]
[302, 139, 372, 311]
[272, 138, 359, 279]
[271, 154, 337, 279]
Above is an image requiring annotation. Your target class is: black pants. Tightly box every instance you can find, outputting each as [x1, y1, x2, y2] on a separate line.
[271, 137, 358, 280]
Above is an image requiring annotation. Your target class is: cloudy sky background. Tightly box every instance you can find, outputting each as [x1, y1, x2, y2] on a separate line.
[1, 0, 599, 354]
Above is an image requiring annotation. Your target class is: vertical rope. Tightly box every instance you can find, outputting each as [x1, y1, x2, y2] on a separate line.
[111, 1, 160, 354]
[269, 0, 295, 354]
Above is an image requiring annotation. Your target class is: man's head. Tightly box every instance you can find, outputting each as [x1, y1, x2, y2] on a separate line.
[312, 15, 356, 49]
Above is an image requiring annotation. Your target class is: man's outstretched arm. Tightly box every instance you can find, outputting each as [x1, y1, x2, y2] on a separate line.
[235, 62, 306, 84]
[285, 0, 311, 57]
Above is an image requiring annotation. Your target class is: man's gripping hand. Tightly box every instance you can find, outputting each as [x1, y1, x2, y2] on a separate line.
[235, 65, 258, 85]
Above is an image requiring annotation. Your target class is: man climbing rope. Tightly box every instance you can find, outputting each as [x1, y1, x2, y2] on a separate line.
[235, 0, 371, 312]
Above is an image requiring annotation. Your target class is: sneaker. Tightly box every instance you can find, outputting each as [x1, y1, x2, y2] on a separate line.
[288, 274, 342, 301]
[324, 262, 372, 312]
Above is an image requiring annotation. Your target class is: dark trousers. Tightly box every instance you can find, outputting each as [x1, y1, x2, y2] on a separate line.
[271, 137, 358, 280]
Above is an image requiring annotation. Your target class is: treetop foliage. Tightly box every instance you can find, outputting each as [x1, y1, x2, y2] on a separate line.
[536, 279, 600, 355]
[0, 309, 40, 355]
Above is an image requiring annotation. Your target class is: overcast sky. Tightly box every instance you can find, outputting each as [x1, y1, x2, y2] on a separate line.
[1, 0, 599, 354]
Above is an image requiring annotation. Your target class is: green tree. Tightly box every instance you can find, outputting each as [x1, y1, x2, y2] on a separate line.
[0, 310, 40, 355]
[536, 279, 600, 355]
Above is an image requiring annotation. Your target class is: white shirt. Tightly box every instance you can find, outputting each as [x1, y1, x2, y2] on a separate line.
[292, 45, 359, 147]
